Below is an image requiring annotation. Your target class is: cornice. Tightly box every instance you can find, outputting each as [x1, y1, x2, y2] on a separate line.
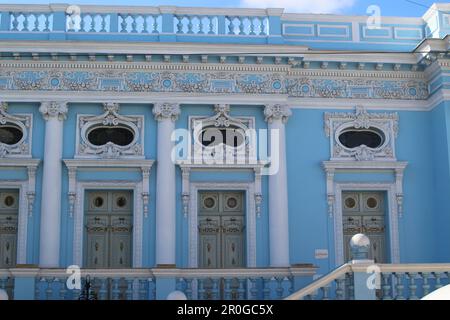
[0, 61, 292, 73]
[0, 40, 310, 55]
[288, 69, 426, 80]
[0, 60, 427, 80]
[63, 159, 155, 168]
[0, 4, 282, 16]
[0, 158, 40, 168]
[323, 160, 408, 171]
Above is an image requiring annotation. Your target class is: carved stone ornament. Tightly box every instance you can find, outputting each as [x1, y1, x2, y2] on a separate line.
[264, 104, 292, 124]
[39, 101, 68, 121]
[324, 106, 398, 161]
[0, 102, 32, 158]
[76, 103, 144, 159]
[152, 102, 180, 121]
[190, 104, 255, 161]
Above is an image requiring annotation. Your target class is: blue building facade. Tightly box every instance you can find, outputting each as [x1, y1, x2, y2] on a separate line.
[0, 3, 450, 300]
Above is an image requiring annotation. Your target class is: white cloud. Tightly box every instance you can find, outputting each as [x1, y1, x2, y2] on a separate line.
[241, 0, 356, 14]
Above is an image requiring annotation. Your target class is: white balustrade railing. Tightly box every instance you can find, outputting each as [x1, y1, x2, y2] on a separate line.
[10, 12, 53, 32]
[286, 263, 450, 300]
[174, 267, 315, 300]
[285, 264, 353, 300]
[0, 269, 14, 299]
[34, 268, 155, 300]
[0, 266, 316, 300]
[0, 5, 275, 36]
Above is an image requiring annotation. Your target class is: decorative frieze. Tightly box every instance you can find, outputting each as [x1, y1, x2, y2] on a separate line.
[0, 68, 428, 100]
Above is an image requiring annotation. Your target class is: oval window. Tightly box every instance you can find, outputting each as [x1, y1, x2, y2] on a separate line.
[0, 125, 23, 145]
[338, 128, 384, 149]
[200, 126, 245, 148]
[87, 126, 134, 147]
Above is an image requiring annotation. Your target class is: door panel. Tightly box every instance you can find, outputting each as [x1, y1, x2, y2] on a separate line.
[85, 191, 132, 269]
[198, 192, 245, 269]
[222, 216, 245, 268]
[0, 190, 19, 268]
[342, 191, 386, 263]
[199, 216, 221, 268]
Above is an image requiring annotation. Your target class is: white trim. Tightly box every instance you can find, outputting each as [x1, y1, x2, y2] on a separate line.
[442, 14, 450, 27]
[282, 13, 423, 25]
[334, 183, 400, 266]
[362, 26, 393, 39]
[282, 23, 315, 36]
[394, 27, 424, 41]
[73, 181, 144, 268]
[188, 182, 257, 268]
[0, 180, 29, 264]
[0, 92, 437, 112]
[0, 41, 309, 55]
[317, 24, 350, 38]
[351, 21, 360, 42]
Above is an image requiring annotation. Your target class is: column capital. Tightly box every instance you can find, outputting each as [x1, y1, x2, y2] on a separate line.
[39, 101, 68, 121]
[264, 104, 292, 124]
[153, 102, 180, 122]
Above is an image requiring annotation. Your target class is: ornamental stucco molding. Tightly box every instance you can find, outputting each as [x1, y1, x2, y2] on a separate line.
[264, 104, 292, 123]
[76, 103, 144, 159]
[0, 102, 32, 158]
[0, 67, 429, 101]
[152, 102, 181, 121]
[39, 101, 68, 121]
[324, 106, 399, 162]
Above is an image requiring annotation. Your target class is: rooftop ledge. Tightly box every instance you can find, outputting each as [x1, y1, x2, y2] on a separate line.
[0, 3, 448, 53]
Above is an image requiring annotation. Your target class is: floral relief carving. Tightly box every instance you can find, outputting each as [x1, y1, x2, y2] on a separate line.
[0, 66, 428, 100]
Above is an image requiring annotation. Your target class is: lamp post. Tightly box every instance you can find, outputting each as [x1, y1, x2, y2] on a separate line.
[78, 275, 97, 300]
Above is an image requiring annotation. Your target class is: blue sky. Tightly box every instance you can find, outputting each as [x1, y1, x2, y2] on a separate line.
[0, 0, 437, 17]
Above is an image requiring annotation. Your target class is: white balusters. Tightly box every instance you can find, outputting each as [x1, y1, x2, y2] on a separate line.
[237, 279, 246, 300]
[407, 272, 418, 300]
[66, 13, 110, 32]
[223, 278, 232, 300]
[10, 12, 53, 32]
[381, 273, 392, 300]
[98, 278, 108, 300]
[225, 16, 268, 36]
[421, 272, 431, 297]
[118, 14, 160, 33]
[175, 15, 217, 35]
[394, 273, 405, 300]
[335, 277, 345, 300]
[111, 278, 121, 300]
[45, 277, 54, 300]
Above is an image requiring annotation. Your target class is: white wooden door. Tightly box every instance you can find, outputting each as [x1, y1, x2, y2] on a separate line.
[342, 191, 386, 263]
[85, 191, 133, 269]
[0, 190, 19, 268]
